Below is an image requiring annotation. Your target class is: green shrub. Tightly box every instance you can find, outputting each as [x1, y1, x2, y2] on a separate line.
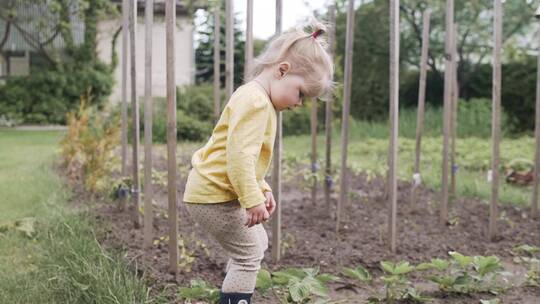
[0, 63, 113, 125]
[136, 85, 216, 143]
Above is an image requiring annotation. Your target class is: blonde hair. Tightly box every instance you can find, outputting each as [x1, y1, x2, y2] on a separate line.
[248, 19, 334, 98]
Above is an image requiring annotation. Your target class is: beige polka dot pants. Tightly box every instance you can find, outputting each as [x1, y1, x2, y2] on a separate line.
[185, 200, 268, 294]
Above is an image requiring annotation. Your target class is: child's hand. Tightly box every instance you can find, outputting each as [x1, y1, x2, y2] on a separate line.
[264, 191, 277, 216]
[245, 203, 270, 227]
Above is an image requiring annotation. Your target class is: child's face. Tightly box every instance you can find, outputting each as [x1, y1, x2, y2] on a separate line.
[270, 73, 307, 112]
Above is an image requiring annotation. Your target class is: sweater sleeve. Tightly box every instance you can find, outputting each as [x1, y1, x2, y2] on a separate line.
[259, 179, 272, 193]
[226, 98, 270, 209]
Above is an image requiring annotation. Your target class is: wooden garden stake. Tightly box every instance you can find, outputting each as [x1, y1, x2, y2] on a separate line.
[121, 0, 129, 177]
[143, 0, 154, 250]
[245, 0, 253, 79]
[411, 9, 431, 210]
[489, 0, 502, 240]
[120, 0, 129, 211]
[166, 0, 178, 275]
[225, 0, 234, 99]
[531, 6, 540, 218]
[337, 0, 356, 233]
[441, 0, 455, 226]
[213, 8, 221, 121]
[271, 0, 283, 262]
[129, 0, 141, 228]
[324, 3, 336, 210]
[388, 0, 400, 253]
[311, 98, 318, 205]
[450, 25, 459, 201]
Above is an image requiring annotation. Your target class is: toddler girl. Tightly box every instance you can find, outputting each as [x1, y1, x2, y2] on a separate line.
[183, 20, 334, 304]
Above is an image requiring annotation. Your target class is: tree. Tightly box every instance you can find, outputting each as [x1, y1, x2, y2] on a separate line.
[195, 2, 246, 89]
[400, 0, 537, 99]
[332, 0, 538, 120]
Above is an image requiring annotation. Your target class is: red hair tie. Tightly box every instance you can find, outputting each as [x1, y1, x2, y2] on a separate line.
[311, 29, 324, 39]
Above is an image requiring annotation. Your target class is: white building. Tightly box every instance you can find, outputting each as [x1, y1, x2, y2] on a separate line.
[98, 0, 202, 103]
[0, 0, 201, 102]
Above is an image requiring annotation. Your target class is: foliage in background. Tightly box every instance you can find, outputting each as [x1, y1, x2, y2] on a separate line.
[0, 0, 116, 125]
[0, 63, 113, 124]
[332, 0, 537, 133]
[60, 93, 120, 192]
[135, 85, 216, 142]
[137, 85, 329, 142]
[194, 1, 247, 89]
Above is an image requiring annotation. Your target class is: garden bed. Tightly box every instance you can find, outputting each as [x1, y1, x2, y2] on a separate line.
[83, 147, 539, 303]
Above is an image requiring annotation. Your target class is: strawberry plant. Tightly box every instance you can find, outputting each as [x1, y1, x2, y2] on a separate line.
[178, 279, 220, 303]
[416, 252, 504, 295]
[256, 267, 340, 303]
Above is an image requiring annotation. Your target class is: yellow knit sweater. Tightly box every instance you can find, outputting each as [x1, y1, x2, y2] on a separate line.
[183, 81, 277, 209]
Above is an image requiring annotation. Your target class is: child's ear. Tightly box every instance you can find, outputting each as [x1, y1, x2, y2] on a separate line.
[277, 62, 291, 78]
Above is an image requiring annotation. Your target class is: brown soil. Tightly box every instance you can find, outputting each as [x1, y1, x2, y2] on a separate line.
[68, 148, 540, 303]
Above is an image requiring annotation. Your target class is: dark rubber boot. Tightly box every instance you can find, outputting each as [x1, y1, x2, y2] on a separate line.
[219, 291, 253, 304]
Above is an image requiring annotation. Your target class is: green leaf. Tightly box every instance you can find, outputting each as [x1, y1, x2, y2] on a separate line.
[178, 279, 219, 301]
[273, 268, 307, 285]
[316, 273, 340, 283]
[449, 251, 473, 268]
[272, 272, 291, 285]
[280, 268, 308, 279]
[178, 286, 204, 299]
[341, 266, 372, 282]
[302, 267, 319, 277]
[426, 275, 456, 288]
[473, 256, 502, 277]
[380, 261, 395, 274]
[380, 275, 401, 285]
[289, 280, 310, 302]
[429, 258, 450, 272]
[405, 287, 431, 303]
[454, 274, 471, 286]
[415, 262, 433, 271]
[256, 269, 273, 291]
[394, 261, 414, 275]
[304, 277, 329, 297]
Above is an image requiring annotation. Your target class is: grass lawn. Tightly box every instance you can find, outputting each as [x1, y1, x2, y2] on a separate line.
[0, 129, 156, 304]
